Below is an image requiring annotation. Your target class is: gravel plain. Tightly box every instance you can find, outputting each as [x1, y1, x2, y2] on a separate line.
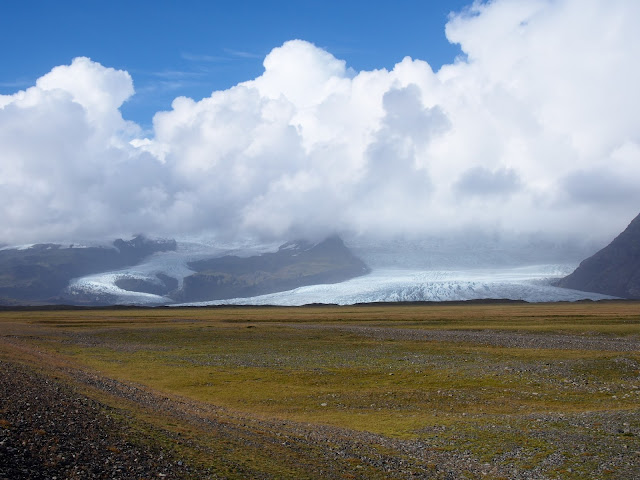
[1, 309, 640, 479]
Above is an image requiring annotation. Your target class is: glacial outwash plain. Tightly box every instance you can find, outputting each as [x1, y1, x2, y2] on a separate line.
[1, 302, 639, 479]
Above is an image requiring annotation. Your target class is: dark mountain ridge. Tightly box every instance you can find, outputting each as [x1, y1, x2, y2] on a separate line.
[557, 212, 640, 299]
[176, 236, 370, 302]
[0, 235, 369, 306]
[0, 236, 176, 305]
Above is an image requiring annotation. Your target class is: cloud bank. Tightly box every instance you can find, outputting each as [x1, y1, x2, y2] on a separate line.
[1, 0, 639, 245]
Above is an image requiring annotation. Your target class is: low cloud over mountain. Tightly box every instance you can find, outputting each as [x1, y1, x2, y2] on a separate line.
[1, 0, 639, 247]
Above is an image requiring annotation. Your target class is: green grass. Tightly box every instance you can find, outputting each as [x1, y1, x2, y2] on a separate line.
[1, 302, 639, 478]
[14, 305, 640, 434]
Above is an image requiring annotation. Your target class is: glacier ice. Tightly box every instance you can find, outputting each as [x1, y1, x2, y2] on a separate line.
[68, 238, 614, 306]
[178, 265, 613, 307]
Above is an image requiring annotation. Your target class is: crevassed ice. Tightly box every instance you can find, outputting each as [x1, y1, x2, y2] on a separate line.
[176, 266, 614, 307]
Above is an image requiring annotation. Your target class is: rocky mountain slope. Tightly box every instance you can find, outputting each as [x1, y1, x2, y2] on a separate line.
[176, 236, 370, 303]
[0, 235, 369, 306]
[557, 212, 640, 299]
[0, 236, 177, 305]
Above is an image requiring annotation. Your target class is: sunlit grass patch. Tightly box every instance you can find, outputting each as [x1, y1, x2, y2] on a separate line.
[45, 318, 639, 437]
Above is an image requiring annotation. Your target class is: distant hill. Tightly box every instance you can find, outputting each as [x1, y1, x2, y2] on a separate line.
[176, 236, 370, 303]
[557, 212, 640, 299]
[0, 235, 369, 306]
[0, 236, 177, 305]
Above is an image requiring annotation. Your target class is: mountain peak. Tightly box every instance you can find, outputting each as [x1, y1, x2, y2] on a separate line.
[278, 240, 313, 252]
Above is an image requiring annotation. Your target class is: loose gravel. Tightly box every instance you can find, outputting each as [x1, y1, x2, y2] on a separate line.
[291, 323, 640, 351]
[0, 360, 204, 480]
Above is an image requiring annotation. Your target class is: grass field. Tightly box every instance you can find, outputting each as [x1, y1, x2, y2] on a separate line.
[1, 302, 639, 479]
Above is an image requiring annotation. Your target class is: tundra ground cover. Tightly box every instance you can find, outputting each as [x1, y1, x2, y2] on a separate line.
[1, 302, 639, 479]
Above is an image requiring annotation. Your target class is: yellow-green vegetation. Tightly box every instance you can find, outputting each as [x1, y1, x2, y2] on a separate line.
[1, 302, 639, 479]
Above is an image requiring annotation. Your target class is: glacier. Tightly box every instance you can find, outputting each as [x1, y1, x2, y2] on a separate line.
[178, 266, 614, 306]
[68, 237, 615, 305]
[67, 238, 282, 304]
[70, 264, 614, 306]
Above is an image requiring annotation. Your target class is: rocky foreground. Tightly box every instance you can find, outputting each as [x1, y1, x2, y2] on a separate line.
[0, 360, 206, 480]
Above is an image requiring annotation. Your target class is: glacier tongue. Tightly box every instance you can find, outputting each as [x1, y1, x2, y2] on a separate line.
[177, 266, 615, 307]
[67, 238, 282, 304]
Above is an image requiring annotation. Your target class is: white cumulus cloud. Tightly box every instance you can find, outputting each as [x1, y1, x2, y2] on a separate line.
[1, 0, 639, 248]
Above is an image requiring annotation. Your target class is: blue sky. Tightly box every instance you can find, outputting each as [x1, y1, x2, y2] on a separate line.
[0, 0, 469, 127]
